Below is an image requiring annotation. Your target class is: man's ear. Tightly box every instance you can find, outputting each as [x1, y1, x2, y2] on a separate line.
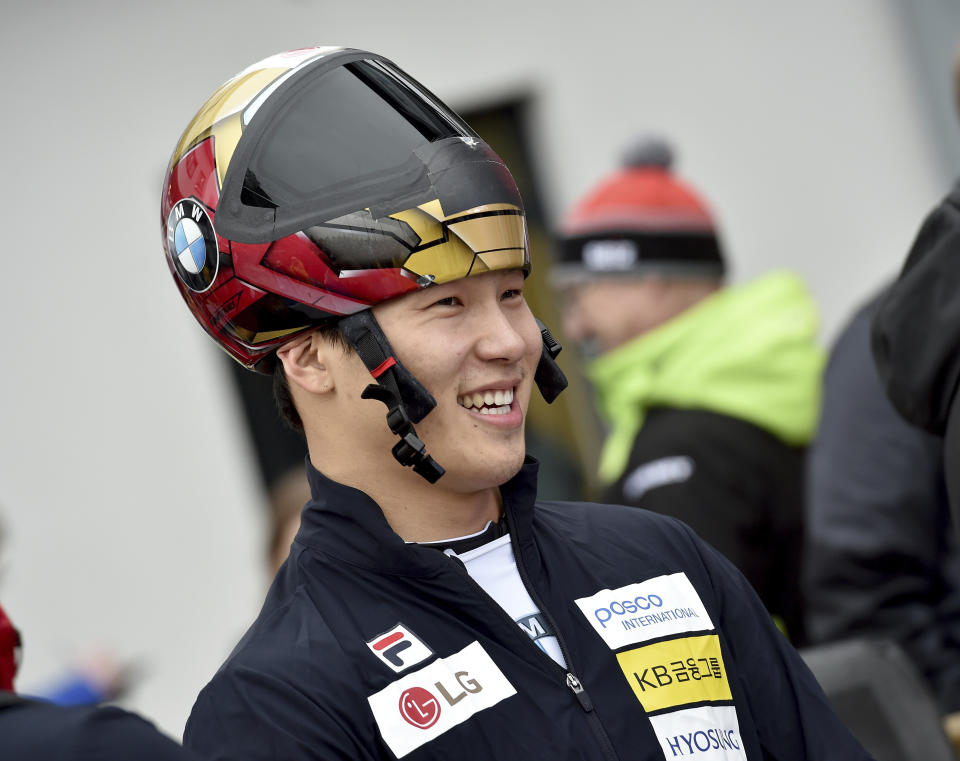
[276, 331, 335, 396]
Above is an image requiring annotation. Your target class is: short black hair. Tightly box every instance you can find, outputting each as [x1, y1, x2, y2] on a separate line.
[273, 362, 303, 431]
[272, 322, 350, 431]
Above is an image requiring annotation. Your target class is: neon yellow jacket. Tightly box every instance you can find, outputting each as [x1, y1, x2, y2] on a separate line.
[588, 271, 825, 483]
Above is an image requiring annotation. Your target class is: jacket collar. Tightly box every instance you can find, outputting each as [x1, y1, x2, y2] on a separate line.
[295, 457, 540, 576]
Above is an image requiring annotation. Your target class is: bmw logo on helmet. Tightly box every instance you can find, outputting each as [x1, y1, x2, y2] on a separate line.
[167, 198, 218, 292]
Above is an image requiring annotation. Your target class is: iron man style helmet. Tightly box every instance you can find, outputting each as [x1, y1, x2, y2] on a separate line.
[161, 46, 531, 372]
[161, 47, 566, 481]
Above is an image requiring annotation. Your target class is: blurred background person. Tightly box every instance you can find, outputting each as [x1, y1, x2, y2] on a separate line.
[31, 651, 138, 708]
[265, 466, 310, 576]
[847, 43, 960, 749]
[0, 511, 134, 707]
[553, 136, 823, 643]
[0, 582, 198, 759]
[871, 46, 960, 526]
[806, 285, 960, 715]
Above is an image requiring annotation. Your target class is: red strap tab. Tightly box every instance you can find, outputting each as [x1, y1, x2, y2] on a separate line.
[371, 357, 397, 379]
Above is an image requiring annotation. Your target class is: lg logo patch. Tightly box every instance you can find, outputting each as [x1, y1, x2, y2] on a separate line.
[399, 687, 441, 729]
[367, 641, 516, 758]
[399, 671, 485, 730]
[367, 624, 434, 673]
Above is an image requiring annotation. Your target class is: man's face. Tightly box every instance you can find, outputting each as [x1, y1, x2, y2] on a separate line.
[369, 268, 542, 492]
[560, 278, 667, 355]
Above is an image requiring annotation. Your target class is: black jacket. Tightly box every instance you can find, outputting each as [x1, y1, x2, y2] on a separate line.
[0, 693, 198, 761]
[184, 460, 866, 761]
[603, 408, 806, 643]
[871, 182, 960, 518]
[806, 290, 960, 713]
[872, 182, 960, 436]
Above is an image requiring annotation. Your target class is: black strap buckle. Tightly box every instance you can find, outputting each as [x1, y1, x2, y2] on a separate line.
[534, 319, 568, 404]
[361, 384, 444, 483]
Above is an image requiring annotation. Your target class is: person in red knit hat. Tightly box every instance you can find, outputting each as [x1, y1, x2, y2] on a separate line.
[553, 136, 824, 643]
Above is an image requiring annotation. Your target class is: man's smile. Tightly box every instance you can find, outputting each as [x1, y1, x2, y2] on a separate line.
[457, 386, 517, 417]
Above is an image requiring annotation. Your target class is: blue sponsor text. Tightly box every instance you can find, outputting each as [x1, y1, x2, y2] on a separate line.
[666, 728, 741, 756]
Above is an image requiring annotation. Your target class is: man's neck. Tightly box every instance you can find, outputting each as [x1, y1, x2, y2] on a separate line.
[308, 451, 503, 543]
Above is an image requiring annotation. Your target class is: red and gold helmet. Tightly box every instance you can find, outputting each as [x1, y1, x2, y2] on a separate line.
[161, 46, 530, 372]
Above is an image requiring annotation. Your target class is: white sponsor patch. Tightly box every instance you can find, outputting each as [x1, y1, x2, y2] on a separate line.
[583, 239, 638, 270]
[366, 623, 434, 673]
[368, 641, 516, 758]
[648, 705, 747, 760]
[623, 456, 695, 500]
[574, 573, 714, 650]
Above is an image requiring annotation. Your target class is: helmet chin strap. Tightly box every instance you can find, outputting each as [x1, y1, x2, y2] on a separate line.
[534, 319, 568, 403]
[338, 310, 569, 484]
[339, 311, 444, 483]
[359, 384, 445, 483]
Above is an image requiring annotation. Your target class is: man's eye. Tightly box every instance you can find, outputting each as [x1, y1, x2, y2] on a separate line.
[431, 296, 461, 307]
[501, 288, 523, 301]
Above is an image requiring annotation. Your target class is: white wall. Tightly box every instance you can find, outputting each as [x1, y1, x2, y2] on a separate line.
[0, 0, 953, 739]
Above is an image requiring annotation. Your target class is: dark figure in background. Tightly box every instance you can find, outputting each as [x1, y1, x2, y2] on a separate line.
[873, 181, 960, 520]
[872, 50, 960, 520]
[806, 286, 960, 713]
[553, 136, 823, 643]
[0, 602, 199, 760]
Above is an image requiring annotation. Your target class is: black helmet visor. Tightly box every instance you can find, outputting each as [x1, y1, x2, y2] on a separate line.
[216, 50, 518, 246]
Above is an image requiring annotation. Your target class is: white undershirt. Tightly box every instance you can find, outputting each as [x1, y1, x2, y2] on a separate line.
[448, 534, 567, 668]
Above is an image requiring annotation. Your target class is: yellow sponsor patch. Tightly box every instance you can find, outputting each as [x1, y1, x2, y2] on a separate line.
[616, 634, 731, 712]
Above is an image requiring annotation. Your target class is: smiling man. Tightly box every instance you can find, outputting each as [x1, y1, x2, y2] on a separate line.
[165, 47, 870, 761]
[275, 267, 539, 542]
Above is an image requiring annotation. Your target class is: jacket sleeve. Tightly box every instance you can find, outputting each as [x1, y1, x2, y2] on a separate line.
[682, 524, 874, 760]
[805, 293, 960, 712]
[184, 667, 368, 761]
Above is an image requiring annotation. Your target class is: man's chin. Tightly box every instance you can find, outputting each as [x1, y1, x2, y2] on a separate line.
[440, 447, 527, 493]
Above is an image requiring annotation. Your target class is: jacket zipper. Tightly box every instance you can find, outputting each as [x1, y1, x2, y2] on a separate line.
[444, 538, 620, 761]
[507, 530, 621, 761]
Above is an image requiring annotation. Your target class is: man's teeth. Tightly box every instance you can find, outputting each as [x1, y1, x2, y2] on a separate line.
[458, 388, 514, 414]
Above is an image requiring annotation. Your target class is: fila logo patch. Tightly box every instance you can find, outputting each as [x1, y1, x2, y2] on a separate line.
[616, 635, 731, 712]
[574, 573, 714, 650]
[367, 624, 434, 673]
[368, 641, 516, 758]
[648, 705, 746, 759]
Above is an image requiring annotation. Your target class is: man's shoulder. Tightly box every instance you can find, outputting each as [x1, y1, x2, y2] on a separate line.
[535, 497, 689, 526]
[208, 578, 351, 683]
[530, 499, 734, 616]
[185, 579, 363, 754]
[532, 499, 703, 560]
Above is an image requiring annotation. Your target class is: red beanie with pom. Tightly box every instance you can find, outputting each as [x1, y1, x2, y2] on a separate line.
[556, 135, 725, 283]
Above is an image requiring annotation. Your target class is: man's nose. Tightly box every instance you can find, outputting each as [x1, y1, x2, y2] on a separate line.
[474, 303, 529, 362]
